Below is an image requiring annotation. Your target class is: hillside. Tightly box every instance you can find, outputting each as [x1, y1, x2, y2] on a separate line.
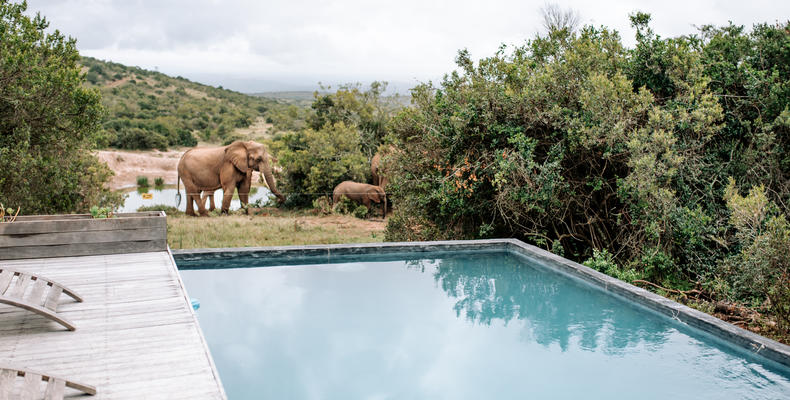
[80, 57, 296, 149]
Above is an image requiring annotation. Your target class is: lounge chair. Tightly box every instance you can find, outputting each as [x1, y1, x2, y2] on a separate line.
[0, 267, 82, 331]
[0, 366, 96, 399]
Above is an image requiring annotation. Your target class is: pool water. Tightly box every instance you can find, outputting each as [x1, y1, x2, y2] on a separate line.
[178, 251, 790, 399]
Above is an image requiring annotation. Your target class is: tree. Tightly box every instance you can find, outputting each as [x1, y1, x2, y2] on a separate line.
[540, 3, 580, 34]
[0, 1, 122, 213]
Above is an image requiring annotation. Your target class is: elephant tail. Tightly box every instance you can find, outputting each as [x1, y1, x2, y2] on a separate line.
[176, 171, 182, 207]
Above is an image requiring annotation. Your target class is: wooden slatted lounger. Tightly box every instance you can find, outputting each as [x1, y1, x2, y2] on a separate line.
[0, 366, 96, 399]
[0, 267, 82, 331]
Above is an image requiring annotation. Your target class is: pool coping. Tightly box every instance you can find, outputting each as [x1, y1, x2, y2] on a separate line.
[172, 238, 790, 369]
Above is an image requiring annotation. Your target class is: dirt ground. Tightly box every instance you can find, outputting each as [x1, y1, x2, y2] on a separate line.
[96, 149, 184, 190]
[96, 119, 273, 190]
[96, 148, 271, 190]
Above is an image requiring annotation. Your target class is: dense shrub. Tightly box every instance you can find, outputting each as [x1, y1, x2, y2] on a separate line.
[384, 13, 790, 333]
[269, 82, 401, 207]
[352, 205, 370, 219]
[721, 179, 790, 327]
[271, 122, 369, 207]
[0, 1, 122, 213]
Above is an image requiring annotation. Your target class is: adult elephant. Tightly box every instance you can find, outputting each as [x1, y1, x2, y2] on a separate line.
[371, 152, 388, 189]
[332, 181, 387, 218]
[177, 141, 285, 216]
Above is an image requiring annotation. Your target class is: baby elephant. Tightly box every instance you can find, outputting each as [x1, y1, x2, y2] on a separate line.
[332, 181, 387, 218]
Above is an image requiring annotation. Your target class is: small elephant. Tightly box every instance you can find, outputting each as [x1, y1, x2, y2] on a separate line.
[332, 181, 387, 218]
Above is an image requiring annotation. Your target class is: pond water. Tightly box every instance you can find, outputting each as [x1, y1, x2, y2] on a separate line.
[178, 250, 790, 400]
[117, 185, 272, 213]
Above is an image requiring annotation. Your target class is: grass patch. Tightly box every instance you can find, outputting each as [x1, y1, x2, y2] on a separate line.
[136, 175, 149, 187]
[138, 204, 181, 214]
[167, 210, 385, 249]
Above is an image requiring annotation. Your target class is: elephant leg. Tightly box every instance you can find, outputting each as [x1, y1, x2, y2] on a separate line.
[221, 185, 235, 213]
[238, 174, 251, 206]
[184, 185, 198, 216]
[200, 191, 215, 212]
[195, 193, 209, 216]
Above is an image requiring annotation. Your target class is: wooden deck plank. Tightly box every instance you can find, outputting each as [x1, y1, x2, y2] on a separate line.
[0, 251, 226, 399]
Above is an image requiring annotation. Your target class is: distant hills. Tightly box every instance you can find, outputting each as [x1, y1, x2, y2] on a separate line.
[80, 57, 410, 150]
[80, 56, 283, 150]
[252, 91, 318, 105]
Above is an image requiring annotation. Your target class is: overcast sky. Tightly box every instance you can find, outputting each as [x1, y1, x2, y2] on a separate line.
[26, 0, 790, 93]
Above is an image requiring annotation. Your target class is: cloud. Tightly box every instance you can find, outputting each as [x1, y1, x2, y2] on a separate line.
[26, 0, 790, 92]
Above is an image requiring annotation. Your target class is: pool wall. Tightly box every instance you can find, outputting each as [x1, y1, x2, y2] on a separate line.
[172, 238, 790, 369]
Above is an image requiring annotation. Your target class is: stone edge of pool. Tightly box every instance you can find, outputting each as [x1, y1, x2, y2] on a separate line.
[171, 238, 790, 370]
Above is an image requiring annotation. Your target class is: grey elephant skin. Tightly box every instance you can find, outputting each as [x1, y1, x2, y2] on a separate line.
[333, 181, 386, 218]
[177, 140, 285, 216]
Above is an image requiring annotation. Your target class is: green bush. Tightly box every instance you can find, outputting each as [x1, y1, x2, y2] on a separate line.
[382, 14, 790, 336]
[177, 129, 197, 147]
[0, 2, 122, 213]
[332, 195, 356, 215]
[137, 176, 149, 187]
[583, 249, 641, 283]
[271, 122, 368, 207]
[722, 179, 790, 327]
[154, 177, 164, 187]
[312, 196, 332, 214]
[112, 128, 168, 150]
[352, 205, 370, 219]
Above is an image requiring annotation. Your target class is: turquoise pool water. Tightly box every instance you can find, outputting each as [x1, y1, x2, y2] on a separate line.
[178, 251, 790, 399]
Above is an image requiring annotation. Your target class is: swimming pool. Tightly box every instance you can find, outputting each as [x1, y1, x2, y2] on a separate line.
[174, 240, 790, 399]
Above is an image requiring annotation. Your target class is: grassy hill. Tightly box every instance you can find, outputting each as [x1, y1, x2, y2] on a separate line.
[81, 57, 297, 149]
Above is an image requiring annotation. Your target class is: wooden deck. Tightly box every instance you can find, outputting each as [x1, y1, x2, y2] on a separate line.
[0, 251, 226, 399]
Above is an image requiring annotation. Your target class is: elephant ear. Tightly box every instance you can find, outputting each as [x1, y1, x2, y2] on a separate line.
[225, 141, 249, 173]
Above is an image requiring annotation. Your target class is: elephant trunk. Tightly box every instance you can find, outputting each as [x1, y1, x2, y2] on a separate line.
[260, 158, 286, 203]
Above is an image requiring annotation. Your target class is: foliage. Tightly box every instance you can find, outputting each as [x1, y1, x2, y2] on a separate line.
[352, 205, 370, 219]
[136, 176, 149, 187]
[384, 13, 790, 335]
[80, 56, 279, 149]
[583, 249, 641, 282]
[89, 205, 114, 219]
[721, 179, 790, 327]
[0, 1, 122, 213]
[0, 203, 20, 222]
[307, 82, 398, 158]
[332, 195, 357, 215]
[270, 122, 368, 207]
[311, 196, 332, 215]
[269, 82, 404, 207]
[154, 177, 165, 187]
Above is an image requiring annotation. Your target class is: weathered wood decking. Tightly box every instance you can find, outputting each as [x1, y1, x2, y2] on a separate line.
[0, 251, 225, 399]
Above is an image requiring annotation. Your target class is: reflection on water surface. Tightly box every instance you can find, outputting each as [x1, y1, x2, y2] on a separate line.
[179, 252, 790, 400]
